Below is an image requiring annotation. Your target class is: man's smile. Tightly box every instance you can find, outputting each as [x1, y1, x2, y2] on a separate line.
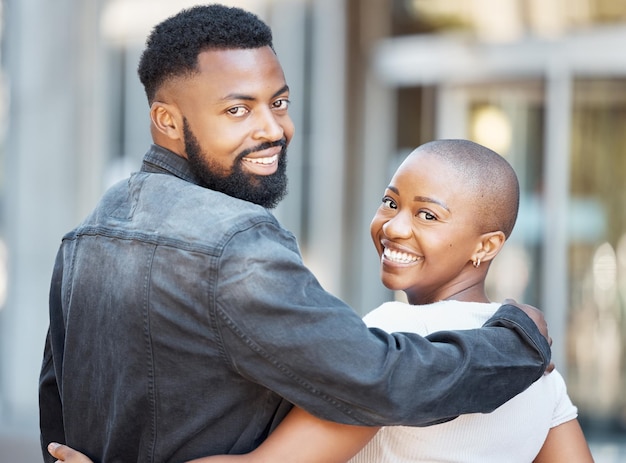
[241, 145, 282, 174]
[243, 153, 279, 165]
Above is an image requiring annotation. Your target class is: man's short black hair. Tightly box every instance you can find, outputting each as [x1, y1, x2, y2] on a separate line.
[138, 4, 274, 104]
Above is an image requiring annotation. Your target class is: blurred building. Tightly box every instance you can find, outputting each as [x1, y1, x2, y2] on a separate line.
[0, 0, 624, 461]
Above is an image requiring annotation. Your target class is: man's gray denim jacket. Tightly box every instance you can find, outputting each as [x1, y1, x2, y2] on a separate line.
[39, 144, 550, 462]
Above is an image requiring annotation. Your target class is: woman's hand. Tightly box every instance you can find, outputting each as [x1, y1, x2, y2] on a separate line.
[48, 443, 94, 463]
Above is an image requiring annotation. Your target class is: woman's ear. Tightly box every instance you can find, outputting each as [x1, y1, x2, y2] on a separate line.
[472, 231, 506, 265]
[150, 102, 183, 141]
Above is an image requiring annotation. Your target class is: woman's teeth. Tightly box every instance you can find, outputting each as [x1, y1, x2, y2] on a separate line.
[384, 247, 420, 263]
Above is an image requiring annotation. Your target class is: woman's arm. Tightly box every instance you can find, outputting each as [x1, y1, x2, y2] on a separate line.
[533, 419, 594, 463]
[189, 407, 379, 463]
[47, 407, 379, 463]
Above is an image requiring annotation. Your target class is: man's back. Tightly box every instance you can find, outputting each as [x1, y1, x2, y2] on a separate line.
[41, 147, 294, 461]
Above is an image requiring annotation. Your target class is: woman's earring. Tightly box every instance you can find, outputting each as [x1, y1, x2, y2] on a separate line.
[473, 258, 481, 268]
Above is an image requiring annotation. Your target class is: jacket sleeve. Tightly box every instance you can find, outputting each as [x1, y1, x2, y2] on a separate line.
[214, 222, 551, 427]
[39, 330, 66, 463]
[39, 249, 67, 462]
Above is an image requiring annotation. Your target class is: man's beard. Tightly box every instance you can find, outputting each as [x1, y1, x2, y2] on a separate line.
[183, 118, 288, 209]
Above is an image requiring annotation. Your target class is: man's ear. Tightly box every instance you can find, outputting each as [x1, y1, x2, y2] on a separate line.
[150, 102, 183, 141]
[473, 231, 506, 265]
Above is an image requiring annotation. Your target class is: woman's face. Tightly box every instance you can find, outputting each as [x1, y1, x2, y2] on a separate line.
[369, 151, 484, 305]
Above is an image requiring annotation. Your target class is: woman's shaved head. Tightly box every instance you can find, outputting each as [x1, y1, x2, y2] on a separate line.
[410, 139, 520, 238]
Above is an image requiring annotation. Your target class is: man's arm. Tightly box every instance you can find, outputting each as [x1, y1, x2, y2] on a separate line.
[40, 249, 69, 462]
[498, 298, 554, 373]
[40, 331, 66, 463]
[216, 223, 551, 426]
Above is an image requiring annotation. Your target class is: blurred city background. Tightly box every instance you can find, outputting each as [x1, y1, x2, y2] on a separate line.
[0, 0, 625, 461]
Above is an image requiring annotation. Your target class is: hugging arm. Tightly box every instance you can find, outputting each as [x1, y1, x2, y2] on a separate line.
[48, 407, 378, 463]
[188, 407, 378, 463]
[218, 227, 553, 426]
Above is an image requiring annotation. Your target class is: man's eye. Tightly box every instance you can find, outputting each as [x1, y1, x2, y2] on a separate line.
[273, 98, 290, 110]
[382, 197, 396, 209]
[417, 211, 436, 221]
[227, 106, 249, 117]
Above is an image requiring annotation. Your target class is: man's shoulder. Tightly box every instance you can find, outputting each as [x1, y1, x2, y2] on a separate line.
[68, 171, 282, 249]
[140, 171, 277, 225]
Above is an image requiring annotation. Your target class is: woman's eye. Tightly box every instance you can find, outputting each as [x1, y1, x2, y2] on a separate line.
[382, 197, 397, 209]
[417, 211, 436, 221]
[227, 106, 249, 117]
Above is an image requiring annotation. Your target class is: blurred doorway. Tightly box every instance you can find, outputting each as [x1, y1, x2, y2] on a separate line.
[428, 75, 626, 438]
[373, 29, 626, 439]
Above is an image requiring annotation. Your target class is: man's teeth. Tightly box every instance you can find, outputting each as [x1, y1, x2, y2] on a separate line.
[244, 154, 278, 165]
[384, 248, 419, 263]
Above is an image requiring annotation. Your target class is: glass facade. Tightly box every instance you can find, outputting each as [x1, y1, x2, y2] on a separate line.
[384, 1, 626, 449]
[396, 41, 626, 454]
[464, 83, 546, 308]
[568, 78, 626, 434]
[456, 79, 626, 436]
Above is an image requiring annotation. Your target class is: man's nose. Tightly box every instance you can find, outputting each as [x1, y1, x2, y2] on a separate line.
[253, 109, 284, 141]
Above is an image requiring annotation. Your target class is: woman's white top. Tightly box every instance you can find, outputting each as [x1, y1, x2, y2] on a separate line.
[348, 300, 577, 463]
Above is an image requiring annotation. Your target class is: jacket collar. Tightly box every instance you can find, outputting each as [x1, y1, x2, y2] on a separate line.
[141, 144, 201, 186]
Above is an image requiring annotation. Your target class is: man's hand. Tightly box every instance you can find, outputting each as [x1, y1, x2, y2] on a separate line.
[502, 298, 555, 374]
[48, 443, 94, 463]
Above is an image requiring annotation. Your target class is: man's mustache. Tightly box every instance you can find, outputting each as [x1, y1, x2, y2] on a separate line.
[237, 139, 287, 160]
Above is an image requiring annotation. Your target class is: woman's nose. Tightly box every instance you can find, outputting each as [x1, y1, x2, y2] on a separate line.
[382, 210, 412, 239]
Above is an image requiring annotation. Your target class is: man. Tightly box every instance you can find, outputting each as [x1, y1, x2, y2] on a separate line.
[39, 4, 551, 462]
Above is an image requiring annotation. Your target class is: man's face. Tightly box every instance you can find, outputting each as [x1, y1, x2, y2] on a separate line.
[184, 118, 288, 208]
[173, 47, 295, 208]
